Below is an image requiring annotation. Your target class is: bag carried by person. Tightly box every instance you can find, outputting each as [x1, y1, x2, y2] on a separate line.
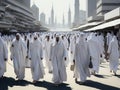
[89, 59, 93, 69]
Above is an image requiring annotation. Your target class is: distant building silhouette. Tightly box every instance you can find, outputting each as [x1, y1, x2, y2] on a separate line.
[74, 0, 80, 27]
[40, 12, 46, 25]
[79, 10, 86, 24]
[31, 3, 39, 21]
[68, 6, 71, 27]
[63, 14, 65, 26]
[51, 4, 54, 26]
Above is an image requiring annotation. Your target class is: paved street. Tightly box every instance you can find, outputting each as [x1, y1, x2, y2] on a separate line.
[0, 59, 120, 90]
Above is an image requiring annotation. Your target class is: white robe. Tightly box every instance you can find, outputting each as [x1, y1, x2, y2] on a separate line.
[0, 37, 8, 77]
[62, 37, 69, 66]
[29, 39, 44, 81]
[88, 35, 101, 73]
[74, 38, 90, 82]
[10, 39, 27, 80]
[24, 38, 31, 68]
[69, 36, 76, 62]
[44, 39, 53, 72]
[108, 36, 119, 72]
[50, 41, 67, 84]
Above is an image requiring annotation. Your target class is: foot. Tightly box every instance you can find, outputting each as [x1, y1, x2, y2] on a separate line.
[49, 71, 52, 73]
[0, 75, 4, 79]
[92, 71, 96, 75]
[54, 83, 61, 86]
[110, 70, 112, 73]
[113, 71, 117, 76]
[16, 76, 18, 79]
[33, 80, 37, 83]
[79, 81, 85, 85]
[54, 84, 59, 86]
[75, 78, 77, 83]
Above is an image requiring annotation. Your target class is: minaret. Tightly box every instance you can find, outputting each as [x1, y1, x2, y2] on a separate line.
[55, 16, 57, 26]
[51, 4, 54, 26]
[68, 5, 71, 27]
[74, 0, 80, 26]
[63, 14, 65, 26]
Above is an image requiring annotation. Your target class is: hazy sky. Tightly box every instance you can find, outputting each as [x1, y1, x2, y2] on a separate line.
[31, 0, 86, 24]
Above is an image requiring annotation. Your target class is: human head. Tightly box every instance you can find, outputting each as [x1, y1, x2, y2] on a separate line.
[56, 36, 59, 43]
[16, 33, 20, 41]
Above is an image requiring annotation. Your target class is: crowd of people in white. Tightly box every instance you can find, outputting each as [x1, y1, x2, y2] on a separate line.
[0, 31, 119, 85]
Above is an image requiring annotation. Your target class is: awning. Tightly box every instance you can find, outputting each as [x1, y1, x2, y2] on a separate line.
[73, 22, 102, 31]
[85, 18, 120, 31]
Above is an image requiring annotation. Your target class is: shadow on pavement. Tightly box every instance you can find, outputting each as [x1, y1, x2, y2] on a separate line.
[115, 75, 120, 78]
[94, 74, 112, 78]
[78, 80, 120, 90]
[0, 77, 32, 90]
[33, 81, 72, 90]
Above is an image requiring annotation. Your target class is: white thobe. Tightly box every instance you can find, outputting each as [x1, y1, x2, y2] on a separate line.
[108, 36, 119, 73]
[50, 41, 67, 84]
[10, 39, 27, 80]
[74, 39, 90, 82]
[44, 40, 53, 72]
[88, 36, 101, 73]
[29, 39, 44, 81]
[0, 37, 8, 77]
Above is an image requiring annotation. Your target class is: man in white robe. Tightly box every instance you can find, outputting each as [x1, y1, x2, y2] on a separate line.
[0, 36, 8, 78]
[61, 36, 69, 66]
[29, 34, 44, 83]
[44, 36, 53, 73]
[50, 36, 67, 86]
[107, 36, 119, 75]
[87, 33, 101, 75]
[74, 34, 90, 84]
[24, 35, 31, 68]
[10, 34, 27, 80]
[69, 36, 76, 62]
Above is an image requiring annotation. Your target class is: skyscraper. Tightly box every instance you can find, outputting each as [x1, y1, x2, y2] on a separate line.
[74, 0, 80, 27]
[86, 0, 97, 18]
[68, 6, 71, 27]
[63, 14, 65, 25]
[40, 12, 46, 25]
[31, 4, 39, 21]
[51, 4, 54, 26]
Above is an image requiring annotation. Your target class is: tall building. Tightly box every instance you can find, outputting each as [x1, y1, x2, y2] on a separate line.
[87, 0, 120, 22]
[97, 0, 120, 16]
[86, 0, 97, 18]
[51, 4, 54, 26]
[40, 12, 46, 25]
[68, 6, 71, 27]
[63, 14, 65, 25]
[79, 10, 86, 24]
[31, 4, 39, 21]
[49, 17, 51, 25]
[0, 0, 34, 31]
[74, 0, 80, 26]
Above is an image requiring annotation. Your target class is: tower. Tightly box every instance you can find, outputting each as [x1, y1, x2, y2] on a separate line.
[63, 14, 65, 26]
[68, 6, 71, 27]
[40, 12, 46, 25]
[31, 3, 39, 21]
[51, 4, 54, 26]
[74, 0, 80, 26]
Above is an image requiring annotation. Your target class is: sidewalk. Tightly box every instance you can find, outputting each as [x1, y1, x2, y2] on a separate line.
[0, 60, 119, 90]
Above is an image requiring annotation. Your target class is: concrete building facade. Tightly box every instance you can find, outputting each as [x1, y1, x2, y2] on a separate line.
[0, 0, 35, 32]
[97, 0, 120, 16]
[31, 4, 39, 21]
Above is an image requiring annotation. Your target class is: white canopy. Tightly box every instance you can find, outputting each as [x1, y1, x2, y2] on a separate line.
[85, 18, 120, 31]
